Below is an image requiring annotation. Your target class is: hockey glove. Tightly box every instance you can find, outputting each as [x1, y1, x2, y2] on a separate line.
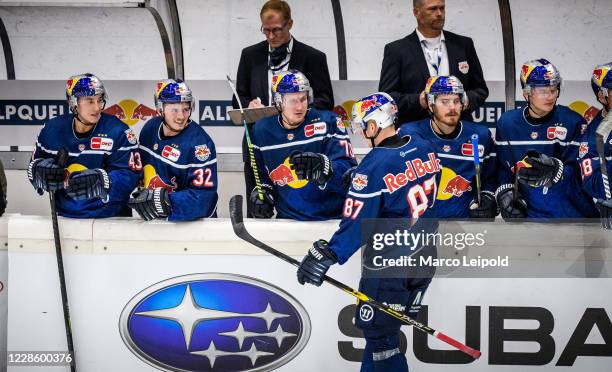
[517, 151, 563, 188]
[297, 240, 337, 287]
[342, 166, 357, 190]
[596, 199, 612, 230]
[469, 191, 498, 220]
[28, 158, 66, 194]
[289, 151, 333, 185]
[128, 187, 172, 221]
[495, 183, 528, 220]
[66, 169, 111, 201]
[249, 184, 275, 219]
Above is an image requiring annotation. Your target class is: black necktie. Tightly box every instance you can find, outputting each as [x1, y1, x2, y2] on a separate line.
[269, 42, 290, 70]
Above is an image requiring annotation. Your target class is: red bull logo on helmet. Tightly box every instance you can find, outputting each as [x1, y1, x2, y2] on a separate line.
[103, 99, 158, 126]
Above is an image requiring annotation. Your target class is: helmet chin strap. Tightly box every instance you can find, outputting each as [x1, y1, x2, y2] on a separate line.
[280, 110, 306, 129]
[364, 126, 382, 148]
[73, 112, 98, 129]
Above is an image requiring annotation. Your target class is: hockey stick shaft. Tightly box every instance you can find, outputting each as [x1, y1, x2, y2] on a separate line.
[226, 75, 264, 201]
[595, 114, 612, 199]
[49, 148, 76, 371]
[471, 134, 482, 206]
[228, 195, 481, 359]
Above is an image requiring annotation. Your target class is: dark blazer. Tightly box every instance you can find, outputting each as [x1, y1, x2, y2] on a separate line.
[233, 38, 334, 111]
[379, 30, 489, 125]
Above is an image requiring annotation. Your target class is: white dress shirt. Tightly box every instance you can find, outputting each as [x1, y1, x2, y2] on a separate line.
[416, 29, 449, 77]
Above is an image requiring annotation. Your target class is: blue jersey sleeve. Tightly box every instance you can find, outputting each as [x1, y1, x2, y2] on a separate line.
[327, 166, 383, 264]
[168, 137, 219, 220]
[579, 127, 612, 200]
[106, 126, 141, 206]
[320, 115, 358, 194]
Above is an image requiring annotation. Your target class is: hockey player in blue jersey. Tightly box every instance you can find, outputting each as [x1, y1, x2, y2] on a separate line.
[128, 79, 218, 221]
[578, 63, 612, 229]
[494, 59, 597, 220]
[398, 76, 497, 219]
[248, 69, 357, 220]
[297, 93, 440, 372]
[28, 73, 140, 218]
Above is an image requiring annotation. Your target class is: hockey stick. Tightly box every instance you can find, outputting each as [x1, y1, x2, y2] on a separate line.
[228, 195, 481, 359]
[595, 113, 612, 199]
[471, 134, 482, 206]
[49, 148, 76, 371]
[226, 75, 264, 201]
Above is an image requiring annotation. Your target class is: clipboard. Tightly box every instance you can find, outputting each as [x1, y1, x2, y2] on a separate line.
[228, 106, 278, 125]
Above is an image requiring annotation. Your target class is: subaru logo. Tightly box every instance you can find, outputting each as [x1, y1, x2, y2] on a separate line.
[119, 273, 311, 371]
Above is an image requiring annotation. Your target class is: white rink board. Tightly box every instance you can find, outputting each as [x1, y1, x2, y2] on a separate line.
[5, 216, 612, 371]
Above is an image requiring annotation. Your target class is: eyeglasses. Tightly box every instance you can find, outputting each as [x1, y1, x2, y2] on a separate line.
[260, 21, 288, 37]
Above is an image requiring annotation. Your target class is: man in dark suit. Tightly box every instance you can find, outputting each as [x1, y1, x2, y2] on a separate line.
[379, 0, 488, 125]
[233, 0, 334, 216]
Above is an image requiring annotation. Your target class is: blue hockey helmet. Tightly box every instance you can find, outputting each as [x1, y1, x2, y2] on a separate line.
[154, 79, 195, 112]
[520, 58, 562, 91]
[591, 63, 612, 98]
[271, 69, 313, 108]
[351, 92, 397, 132]
[424, 75, 466, 106]
[66, 73, 107, 112]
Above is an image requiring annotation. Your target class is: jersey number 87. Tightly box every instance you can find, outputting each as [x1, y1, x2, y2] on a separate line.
[343, 175, 437, 224]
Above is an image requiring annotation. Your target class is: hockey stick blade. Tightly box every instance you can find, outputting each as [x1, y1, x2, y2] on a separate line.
[229, 195, 481, 359]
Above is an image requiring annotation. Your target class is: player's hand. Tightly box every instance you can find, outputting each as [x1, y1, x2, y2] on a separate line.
[248, 97, 264, 109]
[28, 158, 66, 194]
[297, 240, 337, 287]
[289, 151, 333, 185]
[66, 169, 111, 201]
[419, 91, 428, 109]
[596, 199, 612, 230]
[342, 166, 357, 190]
[128, 187, 172, 221]
[469, 191, 498, 220]
[495, 183, 528, 220]
[249, 184, 274, 219]
[518, 151, 563, 188]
